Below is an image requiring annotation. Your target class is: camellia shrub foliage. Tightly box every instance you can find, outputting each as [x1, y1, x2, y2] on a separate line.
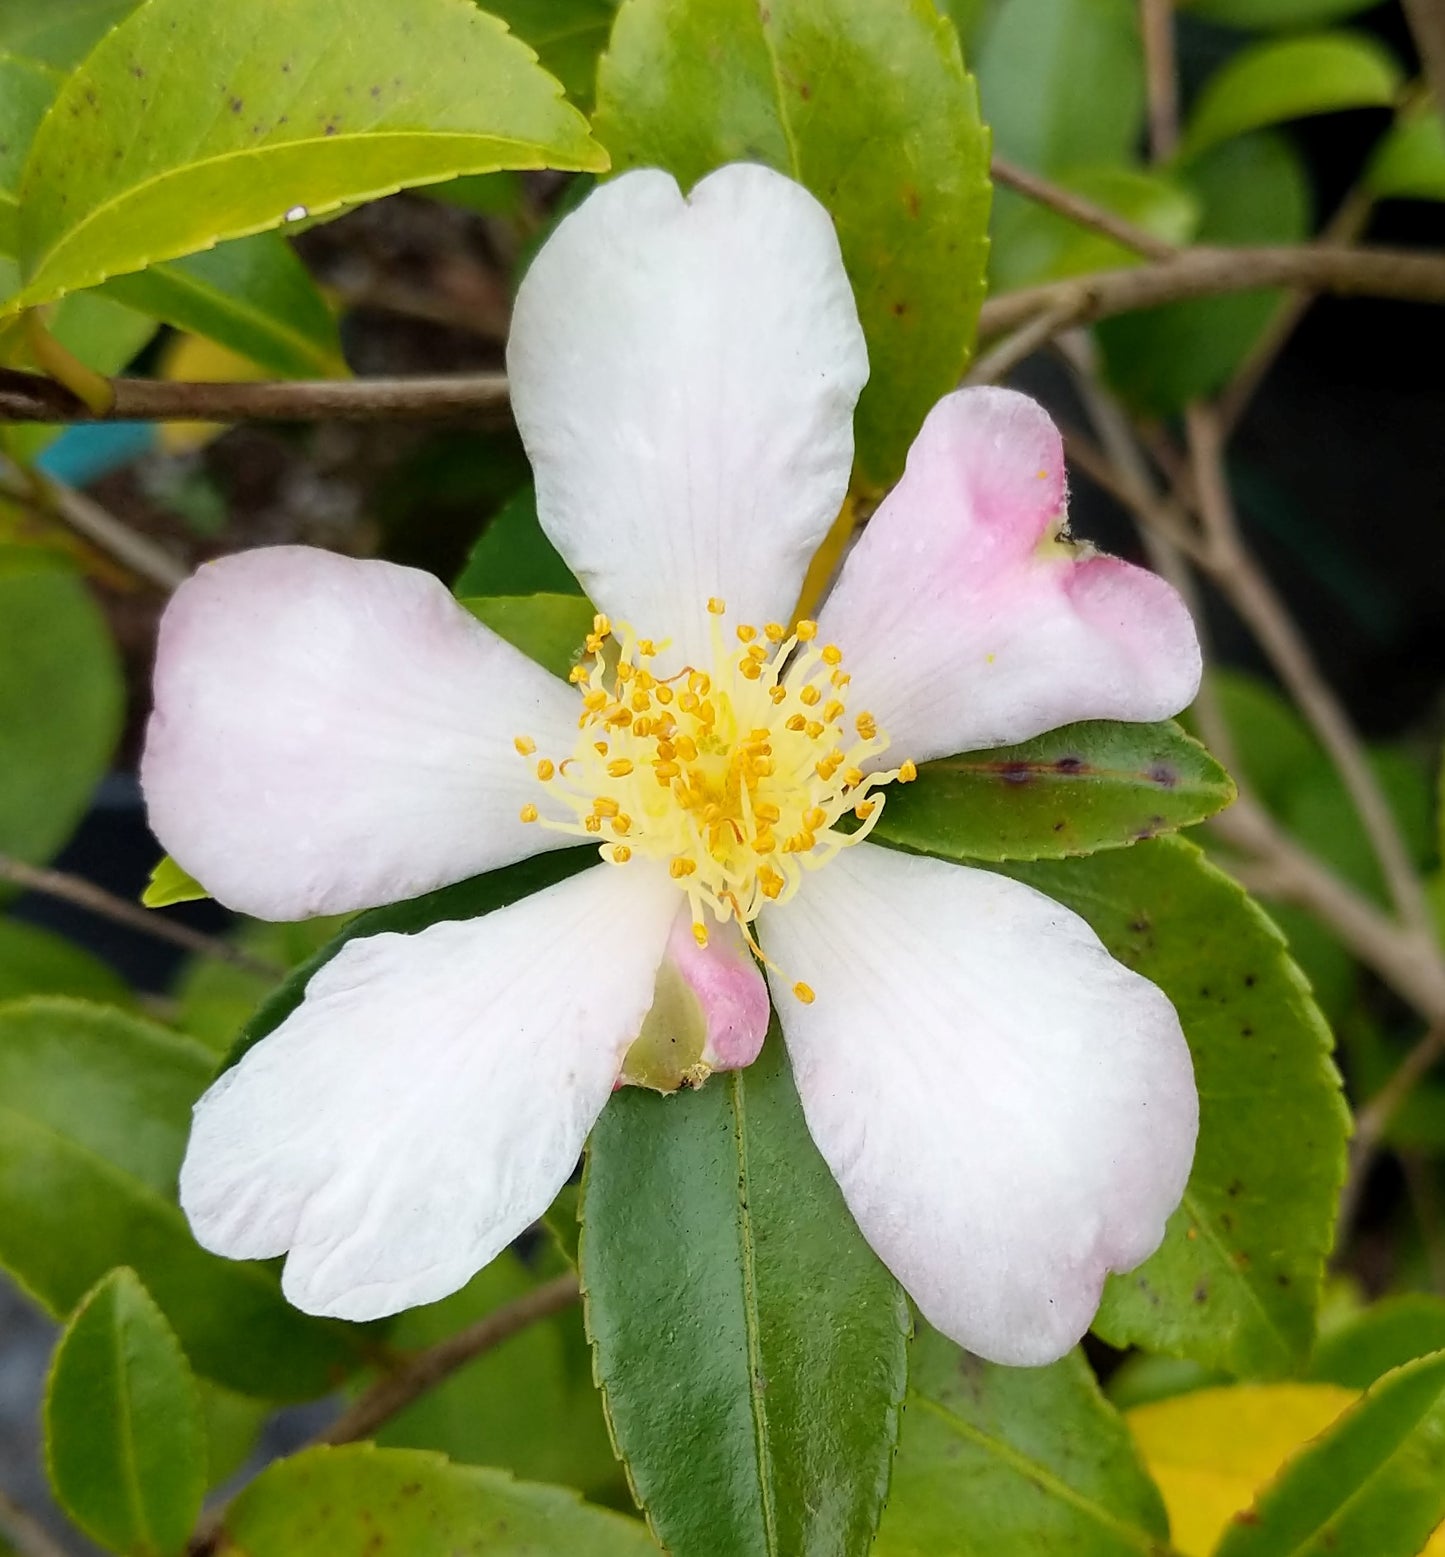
[1, 0, 1445, 1554]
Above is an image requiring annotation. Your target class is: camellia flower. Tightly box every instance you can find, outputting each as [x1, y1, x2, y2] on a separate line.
[144, 163, 1203, 1367]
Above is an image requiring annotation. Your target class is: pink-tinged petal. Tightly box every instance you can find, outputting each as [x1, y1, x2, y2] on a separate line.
[508, 163, 868, 670]
[617, 910, 770, 1092]
[816, 388, 1202, 763]
[179, 862, 678, 1320]
[141, 546, 582, 920]
[761, 842, 1197, 1366]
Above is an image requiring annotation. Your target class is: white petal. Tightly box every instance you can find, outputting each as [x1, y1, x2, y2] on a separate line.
[179, 862, 678, 1320]
[508, 163, 868, 669]
[762, 843, 1197, 1366]
[142, 546, 582, 920]
[815, 388, 1202, 763]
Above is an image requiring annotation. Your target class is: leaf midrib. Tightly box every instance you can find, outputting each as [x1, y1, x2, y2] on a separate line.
[909, 1392, 1175, 1556]
[729, 1069, 780, 1554]
[19, 127, 589, 304]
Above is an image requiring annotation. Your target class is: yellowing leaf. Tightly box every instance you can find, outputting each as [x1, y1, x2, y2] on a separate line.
[1127, 1383, 1445, 1556]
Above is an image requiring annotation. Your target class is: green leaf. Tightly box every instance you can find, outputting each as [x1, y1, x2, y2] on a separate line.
[582, 1025, 910, 1557]
[1213, 1350, 1445, 1557]
[236, 848, 596, 1068]
[0, 564, 122, 870]
[460, 593, 596, 680]
[0, 0, 138, 67]
[1310, 1296, 1445, 1390]
[872, 719, 1234, 864]
[975, 0, 1145, 174]
[142, 855, 209, 909]
[220, 1445, 658, 1556]
[990, 165, 1199, 292]
[1368, 107, 1445, 203]
[594, 0, 991, 487]
[101, 234, 346, 378]
[0, 918, 131, 1005]
[1098, 131, 1311, 411]
[9, 0, 606, 313]
[197, 1380, 270, 1490]
[454, 484, 581, 598]
[44, 1267, 206, 1557]
[480, 0, 620, 105]
[1181, 31, 1403, 159]
[376, 1249, 621, 1501]
[993, 839, 1347, 1378]
[0, 997, 372, 1398]
[0, 51, 57, 251]
[1182, 0, 1386, 31]
[874, 1326, 1170, 1557]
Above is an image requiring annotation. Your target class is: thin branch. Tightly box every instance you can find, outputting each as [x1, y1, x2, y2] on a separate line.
[1402, 0, 1445, 115]
[1217, 185, 1377, 437]
[1185, 404, 1436, 939]
[1141, 0, 1179, 163]
[0, 460, 186, 591]
[978, 242, 1445, 341]
[1340, 1022, 1445, 1233]
[0, 1490, 71, 1557]
[0, 853, 282, 978]
[964, 303, 1085, 385]
[315, 1271, 580, 1448]
[990, 156, 1177, 260]
[0, 368, 511, 425]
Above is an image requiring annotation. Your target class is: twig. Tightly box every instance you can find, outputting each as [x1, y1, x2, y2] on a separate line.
[1217, 186, 1377, 436]
[990, 156, 1177, 260]
[0, 1490, 69, 1557]
[0, 460, 186, 591]
[0, 853, 282, 979]
[316, 1272, 580, 1447]
[978, 242, 1445, 341]
[964, 303, 1085, 385]
[1141, 0, 1179, 163]
[1185, 404, 1435, 940]
[1402, 0, 1445, 115]
[0, 368, 511, 425]
[1340, 1022, 1445, 1234]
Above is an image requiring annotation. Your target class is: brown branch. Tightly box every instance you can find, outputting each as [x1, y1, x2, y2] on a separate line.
[1141, 0, 1179, 163]
[1402, 0, 1445, 116]
[316, 1271, 580, 1447]
[0, 1490, 70, 1557]
[0, 853, 282, 979]
[990, 156, 1177, 260]
[978, 242, 1445, 340]
[1185, 404, 1435, 939]
[0, 368, 511, 424]
[965, 303, 1084, 385]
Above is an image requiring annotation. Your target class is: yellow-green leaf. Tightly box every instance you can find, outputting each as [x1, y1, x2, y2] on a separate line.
[9, 0, 606, 313]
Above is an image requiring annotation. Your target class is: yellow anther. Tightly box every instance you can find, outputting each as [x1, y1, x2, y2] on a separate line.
[746, 642, 767, 663]
[844, 766, 864, 788]
[693, 922, 709, 947]
[519, 804, 539, 823]
[583, 689, 608, 712]
[514, 735, 537, 756]
[752, 757, 773, 777]
[855, 799, 876, 819]
[585, 634, 606, 655]
[805, 807, 827, 831]
[707, 597, 726, 615]
[656, 740, 676, 760]
[823, 700, 844, 723]
[821, 644, 843, 666]
[631, 692, 652, 712]
[568, 664, 589, 684]
[678, 691, 699, 713]
[856, 712, 878, 740]
[795, 619, 818, 641]
[740, 660, 763, 680]
[638, 639, 656, 657]
[764, 622, 786, 642]
[785, 713, 806, 732]
[736, 624, 758, 643]
[754, 802, 782, 824]
[585, 815, 603, 834]
[671, 858, 697, 879]
[698, 701, 717, 726]
[898, 759, 918, 782]
[793, 981, 816, 1005]
[655, 760, 681, 780]
[675, 735, 698, 761]
[594, 796, 621, 817]
[616, 662, 635, 683]
[800, 684, 822, 707]
[633, 718, 652, 737]
[593, 613, 611, 637]
[612, 815, 632, 835]
[536, 759, 555, 781]
[611, 844, 632, 863]
[593, 740, 609, 755]
[831, 671, 851, 689]
[805, 720, 824, 740]
[655, 685, 674, 705]
[607, 707, 634, 728]
[769, 685, 788, 704]
[759, 867, 785, 899]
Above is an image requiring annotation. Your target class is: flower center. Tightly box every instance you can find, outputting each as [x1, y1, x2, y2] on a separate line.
[515, 600, 915, 974]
